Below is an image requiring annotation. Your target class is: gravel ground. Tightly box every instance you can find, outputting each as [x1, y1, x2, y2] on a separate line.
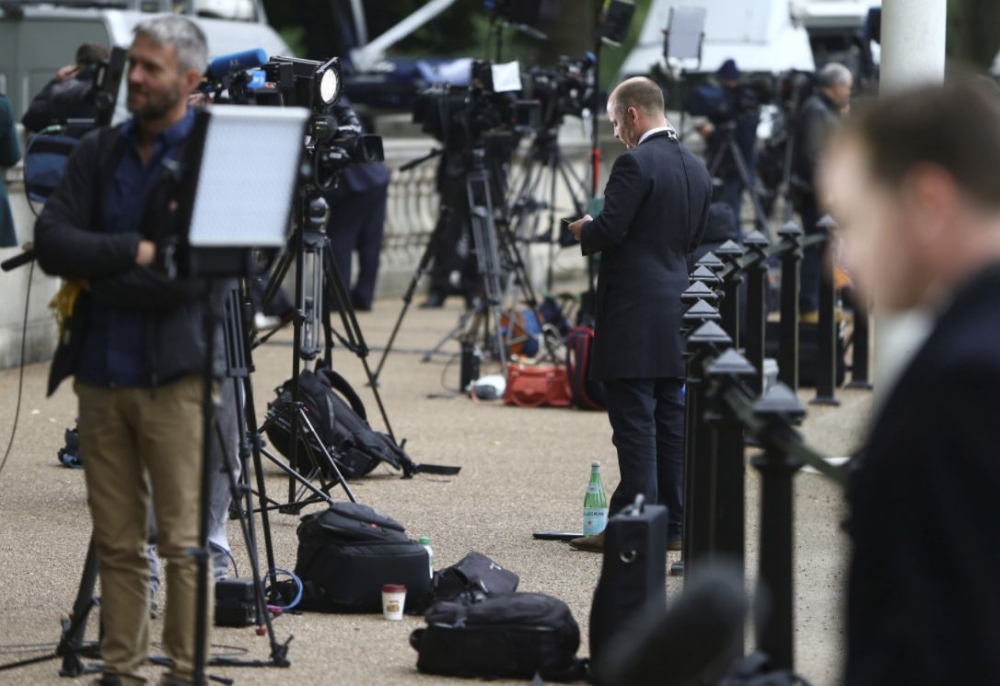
[0, 296, 872, 685]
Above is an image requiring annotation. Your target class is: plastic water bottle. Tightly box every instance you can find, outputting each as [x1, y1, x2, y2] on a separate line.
[583, 461, 609, 537]
[419, 536, 434, 578]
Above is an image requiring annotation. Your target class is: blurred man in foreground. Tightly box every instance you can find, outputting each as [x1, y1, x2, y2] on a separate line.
[823, 79, 1000, 686]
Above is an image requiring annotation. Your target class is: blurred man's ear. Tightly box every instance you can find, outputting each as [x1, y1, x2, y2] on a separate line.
[902, 164, 961, 253]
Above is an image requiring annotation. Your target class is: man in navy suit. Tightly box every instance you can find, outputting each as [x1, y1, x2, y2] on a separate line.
[568, 77, 712, 551]
[824, 79, 1000, 686]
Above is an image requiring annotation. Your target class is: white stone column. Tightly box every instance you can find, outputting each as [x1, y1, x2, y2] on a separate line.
[872, 0, 948, 396]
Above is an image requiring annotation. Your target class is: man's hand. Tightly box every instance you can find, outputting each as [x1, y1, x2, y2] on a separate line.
[568, 214, 593, 242]
[136, 240, 157, 267]
[697, 122, 715, 140]
[55, 65, 79, 83]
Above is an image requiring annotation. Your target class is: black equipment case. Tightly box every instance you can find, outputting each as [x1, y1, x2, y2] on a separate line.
[294, 502, 431, 613]
[589, 495, 669, 667]
[411, 592, 587, 681]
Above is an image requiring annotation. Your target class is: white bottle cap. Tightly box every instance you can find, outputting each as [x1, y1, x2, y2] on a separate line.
[591, 461, 600, 468]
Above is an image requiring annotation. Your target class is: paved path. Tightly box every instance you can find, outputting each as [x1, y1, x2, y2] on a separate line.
[0, 296, 872, 685]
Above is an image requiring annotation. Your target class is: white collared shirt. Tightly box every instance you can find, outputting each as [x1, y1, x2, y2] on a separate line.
[638, 126, 676, 145]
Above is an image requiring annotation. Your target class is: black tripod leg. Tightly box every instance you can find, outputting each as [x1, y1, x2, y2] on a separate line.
[729, 138, 773, 238]
[211, 416, 289, 667]
[372, 204, 456, 383]
[322, 246, 400, 445]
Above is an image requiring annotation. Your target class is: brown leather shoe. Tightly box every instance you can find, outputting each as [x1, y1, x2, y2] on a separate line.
[569, 532, 605, 552]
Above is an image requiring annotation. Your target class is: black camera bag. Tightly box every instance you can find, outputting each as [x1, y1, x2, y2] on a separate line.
[293, 502, 431, 613]
[265, 364, 406, 478]
[410, 592, 587, 682]
[430, 551, 519, 604]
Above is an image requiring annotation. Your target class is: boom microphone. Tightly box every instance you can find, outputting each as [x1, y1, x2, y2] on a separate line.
[206, 48, 268, 80]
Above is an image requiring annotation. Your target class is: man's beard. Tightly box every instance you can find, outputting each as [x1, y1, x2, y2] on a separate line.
[128, 84, 183, 122]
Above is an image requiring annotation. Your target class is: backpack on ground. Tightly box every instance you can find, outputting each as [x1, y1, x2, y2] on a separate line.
[265, 363, 407, 479]
[566, 326, 606, 410]
[293, 502, 432, 613]
[411, 592, 588, 682]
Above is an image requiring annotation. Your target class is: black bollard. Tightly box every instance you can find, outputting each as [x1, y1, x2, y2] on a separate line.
[743, 230, 771, 394]
[682, 280, 721, 306]
[777, 221, 803, 392]
[846, 289, 873, 390]
[750, 383, 806, 673]
[691, 265, 723, 286]
[697, 251, 726, 273]
[674, 300, 723, 578]
[704, 349, 758, 663]
[682, 321, 733, 578]
[811, 215, 840, 406]
[715, 240, 746, 348]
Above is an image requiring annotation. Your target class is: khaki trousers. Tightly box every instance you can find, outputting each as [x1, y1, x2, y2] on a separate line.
[75, 374, 213, 683]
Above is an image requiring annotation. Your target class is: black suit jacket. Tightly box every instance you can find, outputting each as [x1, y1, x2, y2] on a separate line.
[580, 131, 712, 380]
[845, 264, 1000, 686]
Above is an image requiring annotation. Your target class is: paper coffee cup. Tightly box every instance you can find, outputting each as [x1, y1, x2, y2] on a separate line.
[382, 584, 407, 620]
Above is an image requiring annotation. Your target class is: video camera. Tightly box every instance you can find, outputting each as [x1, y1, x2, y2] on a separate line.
[204, 51, 384, 192]
[523, 54, 596, 129]
[412, 59, 539, 150]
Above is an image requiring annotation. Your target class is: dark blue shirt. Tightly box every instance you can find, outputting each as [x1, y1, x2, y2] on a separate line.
[76, 109, 195, 388]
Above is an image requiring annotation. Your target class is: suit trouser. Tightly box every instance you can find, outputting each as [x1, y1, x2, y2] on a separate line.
[603, 377, 685, 536]
[74, 374, 212, 683]
[327, 185, 388, 310]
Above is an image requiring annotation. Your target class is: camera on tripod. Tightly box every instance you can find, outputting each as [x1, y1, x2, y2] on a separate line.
[523, 54, 596, 129]
[412, 59, 540, 148]
[208, 53, 385, 191]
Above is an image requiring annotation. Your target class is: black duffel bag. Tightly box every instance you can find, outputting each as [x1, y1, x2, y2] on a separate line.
[293, 502, 431, 613]
[411, 592, 588, 682]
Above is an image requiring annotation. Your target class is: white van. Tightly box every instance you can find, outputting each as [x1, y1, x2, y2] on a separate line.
[618, 0, 816, 80]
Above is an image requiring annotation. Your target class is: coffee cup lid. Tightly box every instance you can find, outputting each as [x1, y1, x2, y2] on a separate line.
[383, 584, 407, 593]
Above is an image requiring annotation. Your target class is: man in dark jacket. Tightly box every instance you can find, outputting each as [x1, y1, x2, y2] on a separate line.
[791, 62, 851, 317]
[697, 59, 760, 226]
[567, 77, 712, 551]
[823, 79, 1000, 686]
[22, 43, 110, 134]
[34, 16, 215, 686]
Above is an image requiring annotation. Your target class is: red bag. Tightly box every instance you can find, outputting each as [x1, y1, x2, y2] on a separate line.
[503, 363, 572, 408]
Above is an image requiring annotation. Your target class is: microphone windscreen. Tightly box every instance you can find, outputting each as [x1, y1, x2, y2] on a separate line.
[206, 48, 268, 80]
[595, 561, 749, 686]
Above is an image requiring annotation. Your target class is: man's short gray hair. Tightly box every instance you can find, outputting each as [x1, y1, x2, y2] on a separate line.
[818, 63, 852, 89]
[133, 15, 208, 75]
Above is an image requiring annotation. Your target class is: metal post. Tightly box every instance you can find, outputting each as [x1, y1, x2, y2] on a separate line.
[751, 383, 806, 673]
[743, 231, 771, 394]
[703, 349, 757, 664]
[715, 240, 746, 348]
[683, 321, 733, 578]
[847, 290, 873, 390]
[811, 216, 840, 406]
[777, 222, 803, 391]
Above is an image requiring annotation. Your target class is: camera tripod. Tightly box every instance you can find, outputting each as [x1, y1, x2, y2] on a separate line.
[506, 126, 589, 292]
[374, 143, 554, 384]
[707, 121, 773, 238]
[254, 193, 403, 510]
